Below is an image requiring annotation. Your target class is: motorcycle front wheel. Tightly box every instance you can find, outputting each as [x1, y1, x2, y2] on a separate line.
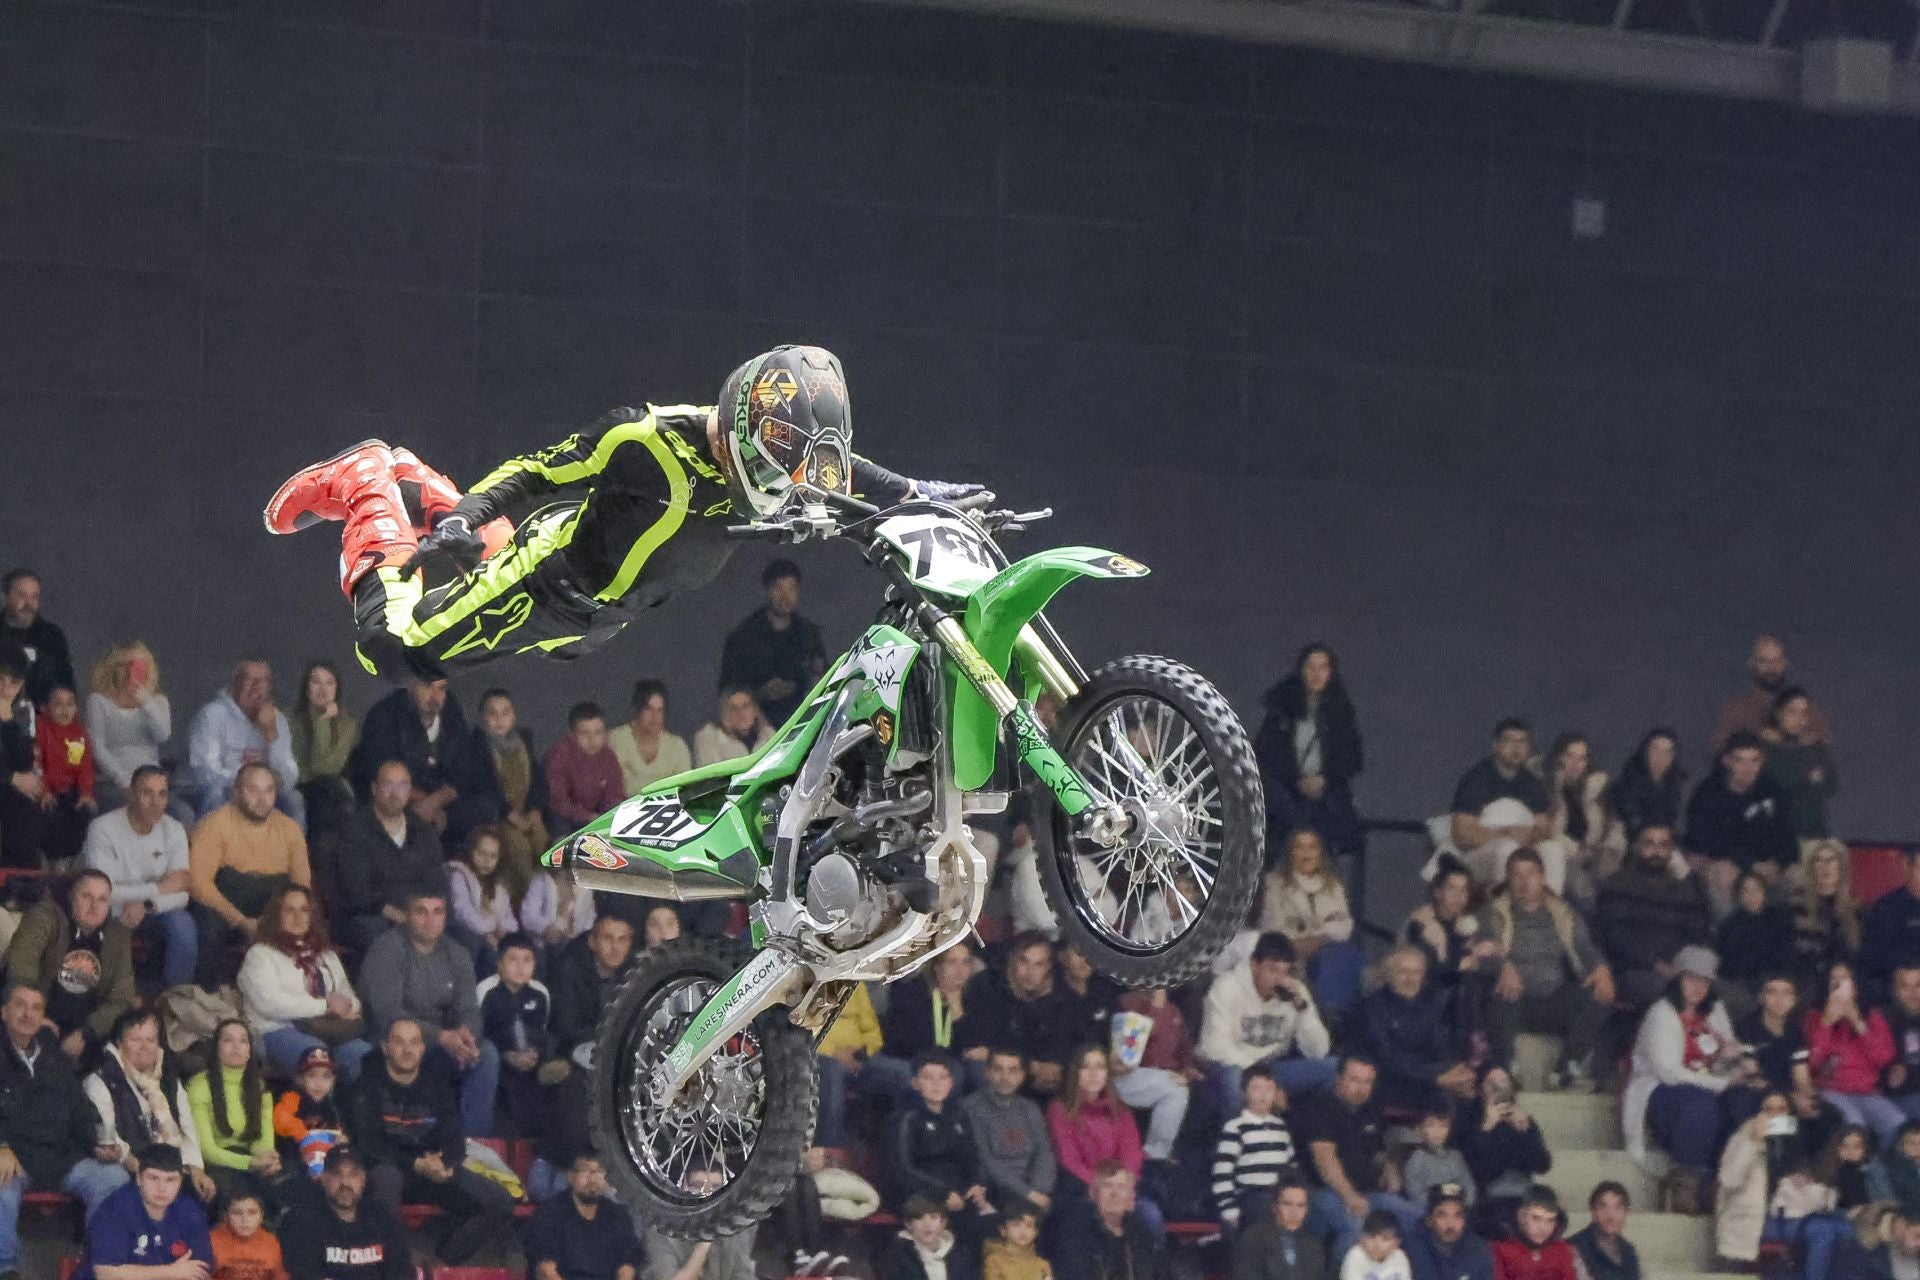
[1034, 654, 1265, 987]
[589, 937, 817, 1237]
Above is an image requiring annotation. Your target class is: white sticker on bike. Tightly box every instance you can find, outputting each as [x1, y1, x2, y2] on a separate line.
[875, 513, 996, 596]
[609, 797, 711, 849]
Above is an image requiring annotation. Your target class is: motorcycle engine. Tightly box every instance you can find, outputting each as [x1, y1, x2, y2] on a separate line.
[804, 852, 891, 951]
[799, 769, 932, 952]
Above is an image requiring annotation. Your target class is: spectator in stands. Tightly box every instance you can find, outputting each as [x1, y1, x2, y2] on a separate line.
[35, 684, 98, 861]
[1684, 732, 1797, 896]
[0, 659, 46, 868]
[236, 884, 370, 1077]
[721, 559, 826, 729]
[75, 1142, 214, 1280]
[641, 904, 681, 951]
[349, 678, 502, 847]
[480, 933, 560, 1139]
[1792, 839, 1860, 984]
[882, 1195, 977, 1280]
[0, 983, 130, 1269]
[1862, 849, 1920, 998]
[693, 687, 774, 768]
[1050, 1046, 1164, 1235]
[1211, 1063, 1296, 1231]
[1763, 687, 1838, 842]
[350, 1016, 515, 1263]
[983, 1202, 1046, 1280]
[5, 868, 135, 1060]
[521, 843, 597, 952]
[1447, 719, 1551, 890]
[643, 1165, 757, 1280]
[279, 1145, 411, 1280]
[1229, 1169, 1324, 1280]
[478, 688, 549, 894]
[1716, 869, 1796, 1015]
[1293, 1055, 1417, 1258]
[1806, 959, 1902, 1143]
[1200, 932, 1336, 1112]
[210, 1190, 284, 1280]
[1594, 822, 1712, 1013]
[1253, 643, 1364, 859]
[449, 824, 518, 966]
[545, 701, 624, 834]
[1567, 1181, 1639, 1280]
[1053, 1163, 1170, 1280]
[1056, 945, 1121, 1062]
[1261, 829, 1365, 1019]
[611, 678, 693, 796]
[85, 642, 172, 814]
[1605, 728, 1685, 841]
[966, 934, 1073, 1095]
[1402, 861, 1499, 1053]
[1736, 972, 1811, 1097]
[1622, 947, 1738, 1210]
[816, 983, 913, 1148]
[85, 1009, 215, 1203]
[335, 758, 450, 954]
[289, 659, 358, 837]
[1819, 1126, 1879, 1211]
[187, 1019, 291, 1212]
[1336, 1209, 1408, 1280]
[1113, 985, 1202, 1163]
[1881, 965, 1920, 1124]
[961, 1047, 1056, 1215]
[1479, 847, 1614, 1088]
[1715, 635, 1830, 751]
[892, 1053, 992, 1226]
[357, 890, 499, 1136]
[1401, 1108, 1472, 1212]
[0, 568, 73, 707]
[526, 1149, 643, 1280]
[1717, 1089, 1847, 1279]
[550, 912, 637, 1058]
[185, 660, 301, 824]
[1543, 731, 1623, 904]
[272, 1046, 346, 1181]
[190, 761, 312, 985]
[1457, 1066, 1550, 1238]
[1355, 946, 1474, 1114]
[84, 763, 197, 990]
[1406, 1185, 1489, 1280]
[886, 944, 983, 1084]
[1489, 1188, 1579, 1280]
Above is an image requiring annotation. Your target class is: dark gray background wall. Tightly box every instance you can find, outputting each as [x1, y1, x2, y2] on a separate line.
[3, 0, 1916, 843]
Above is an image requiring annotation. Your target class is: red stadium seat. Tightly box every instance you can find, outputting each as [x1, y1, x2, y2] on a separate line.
[1851, 843, 1911, 906]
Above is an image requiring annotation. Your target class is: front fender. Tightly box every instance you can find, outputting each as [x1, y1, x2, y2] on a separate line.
[949, 547, 1149, 789]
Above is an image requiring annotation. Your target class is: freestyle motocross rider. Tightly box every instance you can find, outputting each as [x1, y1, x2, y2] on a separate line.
[263, 346, 989, 683]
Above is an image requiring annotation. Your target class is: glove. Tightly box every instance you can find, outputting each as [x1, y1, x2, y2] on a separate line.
[401, 512, 486, 576]
[911, 479, 996, 508]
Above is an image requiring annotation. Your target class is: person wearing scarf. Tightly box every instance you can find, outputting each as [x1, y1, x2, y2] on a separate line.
[477, 689, 549, 901]
[84, 1008, 217, 1202]
[236, 884, 373, 1079]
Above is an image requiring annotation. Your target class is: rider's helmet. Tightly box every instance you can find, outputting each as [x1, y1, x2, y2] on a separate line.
[713, 345, 853, 518]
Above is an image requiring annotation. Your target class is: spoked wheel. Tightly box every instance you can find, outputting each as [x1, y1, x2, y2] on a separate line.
[589, 937, 817, 1237]
[1033, 655, 1264, 987]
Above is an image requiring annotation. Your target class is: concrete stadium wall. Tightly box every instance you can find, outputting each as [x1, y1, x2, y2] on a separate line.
[3, 0, 1917, 853]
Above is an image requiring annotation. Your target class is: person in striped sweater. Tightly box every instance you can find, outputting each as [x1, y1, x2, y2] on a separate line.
[1213, 1064, 1299, 1231]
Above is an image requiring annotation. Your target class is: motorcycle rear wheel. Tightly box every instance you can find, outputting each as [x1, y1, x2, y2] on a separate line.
[589, 937, 818, 1237]
[1034, 654, 1264, 987]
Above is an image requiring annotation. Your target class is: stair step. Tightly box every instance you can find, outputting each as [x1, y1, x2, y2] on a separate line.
[1564, 1211, 1715, 1270]
[1512, 1033, 1565, 1093]
[1538, 1147, 1657, 1210]
[1519, 1090, 1625, 1150]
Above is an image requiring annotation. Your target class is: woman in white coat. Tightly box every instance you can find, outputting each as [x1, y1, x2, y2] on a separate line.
[1623, 946, 1741, 1207]
[236, 884, 373, 1078]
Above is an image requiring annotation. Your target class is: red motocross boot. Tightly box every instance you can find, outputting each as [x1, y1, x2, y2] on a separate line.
[334, 458, 419, 599]
[263, 439, 394, 535]
[392, 445, 515, 558]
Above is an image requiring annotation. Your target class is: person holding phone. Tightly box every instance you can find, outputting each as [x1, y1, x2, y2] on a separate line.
[86, 642, 174, 814]
[1805, 960, 1902, 1144]
[1459, 1065, 1550, 1238]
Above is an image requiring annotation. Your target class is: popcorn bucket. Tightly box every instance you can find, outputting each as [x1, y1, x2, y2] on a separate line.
[1111, 1011, 1153, 1069]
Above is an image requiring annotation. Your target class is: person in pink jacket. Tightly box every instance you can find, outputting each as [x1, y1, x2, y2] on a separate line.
[1046, 1046, 1163, 1237]
[1805, 960, 1903, 1143]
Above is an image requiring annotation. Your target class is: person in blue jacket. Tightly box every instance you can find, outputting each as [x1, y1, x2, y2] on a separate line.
[76, 1143, 214, 1280]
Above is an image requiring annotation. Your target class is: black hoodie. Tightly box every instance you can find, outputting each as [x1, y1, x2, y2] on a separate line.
[346, 685, 504, 816]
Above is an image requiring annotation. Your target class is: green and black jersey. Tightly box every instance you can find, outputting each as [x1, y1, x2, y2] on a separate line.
[353, 405, 913, 680]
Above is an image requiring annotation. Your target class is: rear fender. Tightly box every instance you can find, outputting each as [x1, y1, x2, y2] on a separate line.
[948, 547, 1149, 790]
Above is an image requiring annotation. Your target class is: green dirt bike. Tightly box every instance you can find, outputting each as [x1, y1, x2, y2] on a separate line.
[548, 486, 1263, 1236]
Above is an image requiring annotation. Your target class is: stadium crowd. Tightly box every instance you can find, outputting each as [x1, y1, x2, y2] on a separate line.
[2, 557, 1918, 1280]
